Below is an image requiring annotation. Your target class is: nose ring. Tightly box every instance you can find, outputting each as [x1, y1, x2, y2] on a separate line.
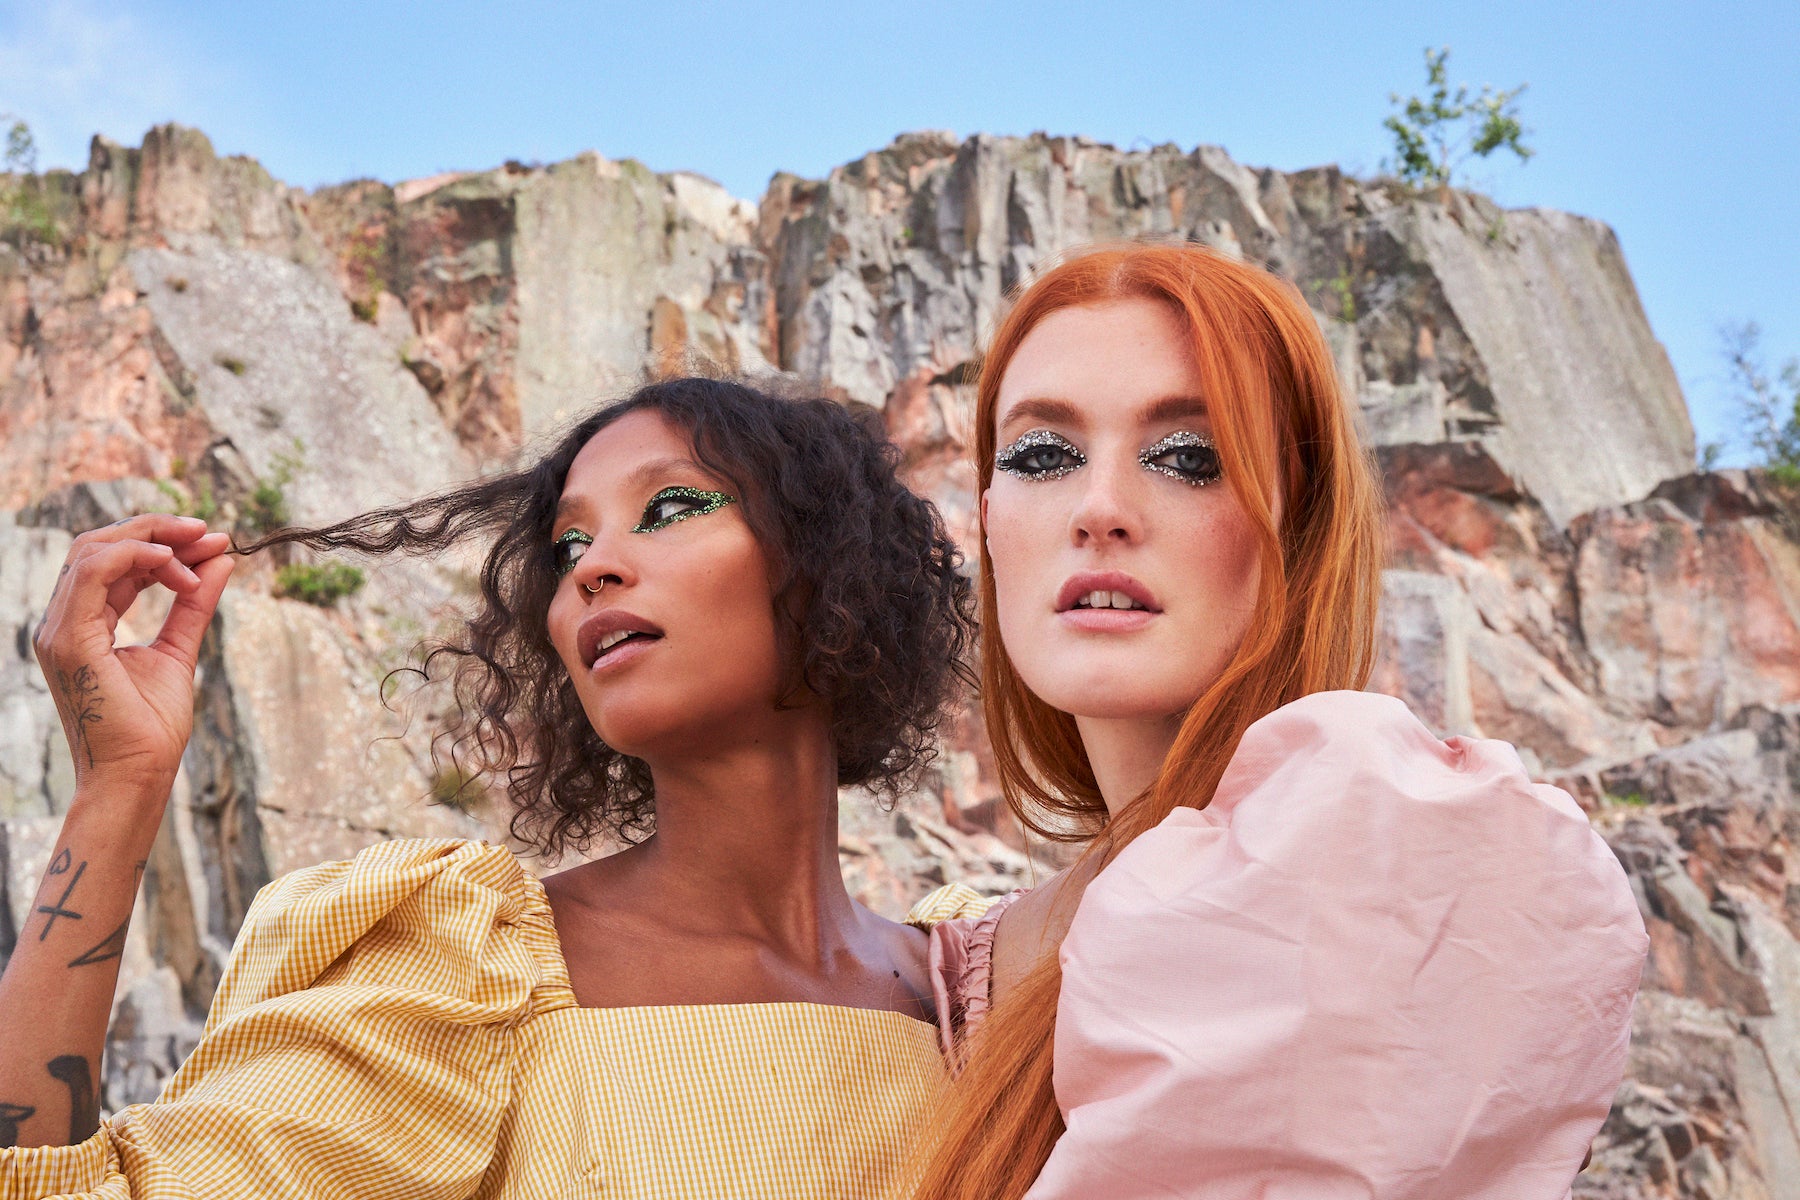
[583, 579, 605, 596]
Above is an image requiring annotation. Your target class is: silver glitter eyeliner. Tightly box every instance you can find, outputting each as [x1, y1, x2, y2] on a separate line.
[995, 429, 1084, 482]
[632, 487, 735, 533]
[1139, 431, 1220, 485]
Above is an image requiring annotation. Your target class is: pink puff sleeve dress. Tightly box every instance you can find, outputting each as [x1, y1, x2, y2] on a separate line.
[930, 690, 1648, 1200]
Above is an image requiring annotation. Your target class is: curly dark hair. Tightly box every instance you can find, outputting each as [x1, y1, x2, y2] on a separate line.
[248, 377, 976, 858]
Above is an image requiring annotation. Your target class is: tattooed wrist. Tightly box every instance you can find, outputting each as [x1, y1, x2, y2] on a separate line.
[53, 665, 104, 770]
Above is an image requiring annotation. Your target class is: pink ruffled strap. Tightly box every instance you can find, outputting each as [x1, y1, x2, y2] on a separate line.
[927, 889, 1023, 1061]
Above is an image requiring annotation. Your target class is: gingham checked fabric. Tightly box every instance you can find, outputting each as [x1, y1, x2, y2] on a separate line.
[0, 839, 991, 1199]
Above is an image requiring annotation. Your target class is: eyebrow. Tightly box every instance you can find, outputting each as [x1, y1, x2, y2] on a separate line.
[997, 397, 1084, 436]
[997, 394, 1209, 437]
[553, 455, 714, 524]
[1143, 394, 1209, 424]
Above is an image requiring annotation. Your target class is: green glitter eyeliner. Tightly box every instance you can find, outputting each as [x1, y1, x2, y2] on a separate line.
[552, 528, 593, 576]
[632, 486, 735, 534]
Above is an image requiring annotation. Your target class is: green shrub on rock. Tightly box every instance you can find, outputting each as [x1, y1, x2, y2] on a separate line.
[240, 443, 304, 534]
[429, 763, 486, 812]
[274, 562, 365, 606]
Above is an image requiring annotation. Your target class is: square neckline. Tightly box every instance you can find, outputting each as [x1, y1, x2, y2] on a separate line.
[529, 871, 944, 1033]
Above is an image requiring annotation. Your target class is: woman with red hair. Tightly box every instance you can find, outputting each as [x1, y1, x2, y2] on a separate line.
[913, 243, 1646, 1199]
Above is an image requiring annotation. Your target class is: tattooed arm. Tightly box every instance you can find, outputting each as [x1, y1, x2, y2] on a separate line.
[0, 514, 233, 1149]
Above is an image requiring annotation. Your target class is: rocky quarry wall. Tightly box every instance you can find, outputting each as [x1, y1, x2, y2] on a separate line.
[0, 124, 1793, 1198]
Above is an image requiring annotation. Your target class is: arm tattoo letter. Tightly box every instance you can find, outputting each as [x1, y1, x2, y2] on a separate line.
[46, 1056, 98, 1143]
[0, 1102, 35, 1148]
[35, 849, 86, 940]
[67, 860, 145, 968]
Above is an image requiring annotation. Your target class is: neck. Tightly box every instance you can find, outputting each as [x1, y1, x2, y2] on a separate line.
[631, 710, 859, 966]
[1073, 712, 1183, 820]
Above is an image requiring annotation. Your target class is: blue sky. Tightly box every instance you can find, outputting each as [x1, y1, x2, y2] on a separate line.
[3, 0, 1796, 460]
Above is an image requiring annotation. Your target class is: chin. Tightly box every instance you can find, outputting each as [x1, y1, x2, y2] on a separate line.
[585, 674, 773, 759]
[1060, 697, 1195, 723]
[581, 693, 689, 756]
[1023, 669, 1200, 724]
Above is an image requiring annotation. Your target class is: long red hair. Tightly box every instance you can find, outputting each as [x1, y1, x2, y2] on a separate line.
[912, 243, 1385, 1198]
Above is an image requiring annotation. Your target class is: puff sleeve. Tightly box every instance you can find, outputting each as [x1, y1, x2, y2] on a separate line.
[1026, 691, 1648, 1200]
[0, 838, 570, 1199]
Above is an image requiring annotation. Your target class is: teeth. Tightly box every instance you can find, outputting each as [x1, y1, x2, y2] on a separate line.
[1075, 590, 1145, 611]
[599, 630, 634, 653]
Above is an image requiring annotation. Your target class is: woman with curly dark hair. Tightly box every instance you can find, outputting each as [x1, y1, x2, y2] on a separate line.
[0, 377, 982, 1199]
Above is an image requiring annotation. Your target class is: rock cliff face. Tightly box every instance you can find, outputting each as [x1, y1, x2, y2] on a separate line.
[758, 133, 1692, 526]
[0, 125, 1789, 1197]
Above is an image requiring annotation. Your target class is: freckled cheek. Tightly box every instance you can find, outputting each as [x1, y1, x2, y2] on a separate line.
[983, 488, 1065, 618]
[1172, 511, 1264, 630]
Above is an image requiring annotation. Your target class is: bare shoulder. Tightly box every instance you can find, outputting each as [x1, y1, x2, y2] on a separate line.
[540, 848, 654, 917]
[990, 863, 1094, 1007]
[539, 855, 673, 1000]
[859, 904, 933, 999]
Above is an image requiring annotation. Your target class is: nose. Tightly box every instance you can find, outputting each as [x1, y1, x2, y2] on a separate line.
[1067, 455, 1144, 547]
[568, 534, 632, 598]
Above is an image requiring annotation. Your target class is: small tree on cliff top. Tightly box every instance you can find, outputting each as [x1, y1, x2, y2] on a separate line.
[1723, 322, 1800, 485]
[0, 115, 56, 244]
[3, 116, 35, 174]
[1384, 47, 1533, 190]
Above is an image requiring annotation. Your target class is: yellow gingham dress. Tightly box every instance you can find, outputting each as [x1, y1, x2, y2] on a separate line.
[0, 838, 989, 1199]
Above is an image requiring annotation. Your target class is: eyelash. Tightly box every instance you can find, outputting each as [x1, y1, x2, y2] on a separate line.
[1138, 432, 1223, 487]
[551, 487, 737, 576]
[993, 430, 1223, 487]
[552, 529, 591, 576]
[632, 486, 734, 533]
[994, 430, 1085, 481]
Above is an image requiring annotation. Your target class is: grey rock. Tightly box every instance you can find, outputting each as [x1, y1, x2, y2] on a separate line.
[512, 158, 767, 433]
[0, 524, 74, 818]
[1358, 380, 1449, 445]
[763, 134, 1693, 525]
[102, 967, 202, 1111]
[16, 477, 175, 532]
[131, 239, 469, 525]
[1371, 569, 1475, 735]
[1403, 201, 1694, 525]
[199, 590, 490, 881]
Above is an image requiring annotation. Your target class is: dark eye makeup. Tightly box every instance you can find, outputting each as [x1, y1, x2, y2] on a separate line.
[1139, 431, 1223, 486]
[994, 430, 1086, 481]
[631, 486, 735, 533]
[994, 428, 1223, 487]
[552, 528, 592, 576]
[551, 486, 737, 576]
